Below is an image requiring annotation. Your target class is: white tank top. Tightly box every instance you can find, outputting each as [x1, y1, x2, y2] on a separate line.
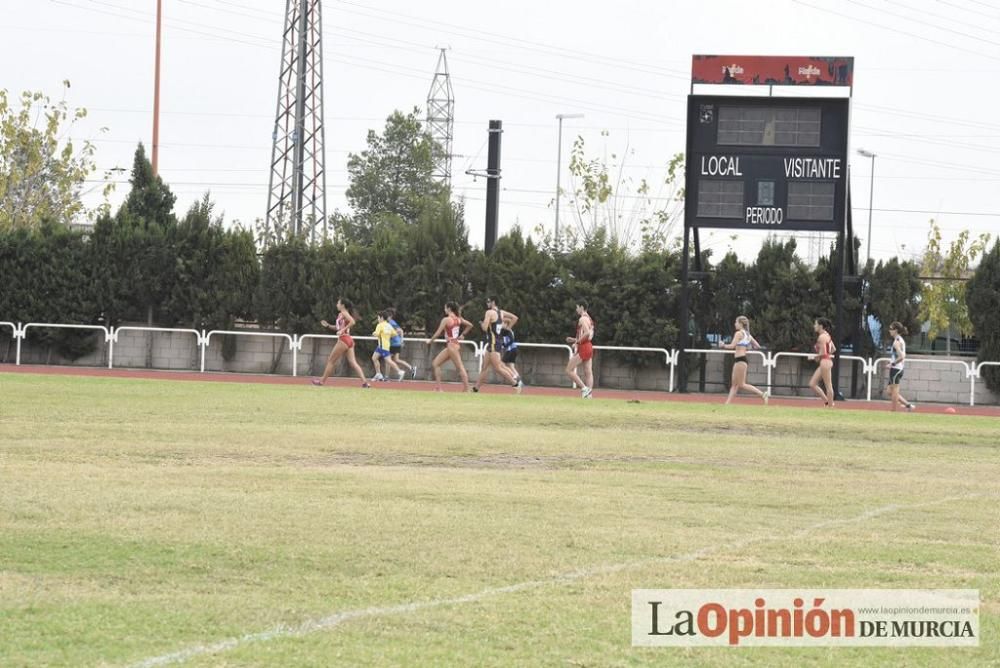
[890, 335, 906, 369]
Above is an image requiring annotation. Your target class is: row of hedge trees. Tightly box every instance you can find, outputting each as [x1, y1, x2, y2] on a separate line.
[1, 204, 926, 368]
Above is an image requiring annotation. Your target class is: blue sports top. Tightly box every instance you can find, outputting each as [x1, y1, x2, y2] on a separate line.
[500, 327, 517, 351]
[388, 318, 403, 347]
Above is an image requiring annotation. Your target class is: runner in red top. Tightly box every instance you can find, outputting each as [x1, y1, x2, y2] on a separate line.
[431, 301, 474, 392]
[565, 299, 595, 399]
[312, 298, 370, 388]
[808, 316, 835, 407]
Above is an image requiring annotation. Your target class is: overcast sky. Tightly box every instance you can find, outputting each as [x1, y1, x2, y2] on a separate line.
[4, 0, 1000, 263]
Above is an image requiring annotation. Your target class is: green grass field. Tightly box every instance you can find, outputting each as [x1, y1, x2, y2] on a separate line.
[1, 372, 998, 667]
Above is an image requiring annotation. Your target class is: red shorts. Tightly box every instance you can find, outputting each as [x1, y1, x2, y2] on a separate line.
[339, 334, 354, 349]
[577, 341, 593, 362]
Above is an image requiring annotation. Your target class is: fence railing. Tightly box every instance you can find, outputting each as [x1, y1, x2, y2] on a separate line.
[2, 320, 999, 407]
[600, 345, 690, 393]
[110, 326, 203, 370]
[202, 330, 295, 374]
[17, 323, 112, 367]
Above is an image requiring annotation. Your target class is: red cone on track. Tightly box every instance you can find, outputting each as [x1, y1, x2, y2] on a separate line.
[945, 407, 957, 414]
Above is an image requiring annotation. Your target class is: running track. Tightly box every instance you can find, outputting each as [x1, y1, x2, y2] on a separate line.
[4, 363, 1000, 417]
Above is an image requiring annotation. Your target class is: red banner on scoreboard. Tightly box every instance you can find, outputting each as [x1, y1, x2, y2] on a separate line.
[692, 55, 854, 87]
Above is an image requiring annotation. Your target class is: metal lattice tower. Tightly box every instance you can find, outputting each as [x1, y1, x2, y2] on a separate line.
[266, 0, 326, 242]
[426, 48, 455, 185]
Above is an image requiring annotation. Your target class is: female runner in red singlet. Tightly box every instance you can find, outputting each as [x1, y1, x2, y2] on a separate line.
[312, 298, 370, 388]
[431, 301, 474, 392]
[565, 299, 595, 399]
[808, 317, 835, 406]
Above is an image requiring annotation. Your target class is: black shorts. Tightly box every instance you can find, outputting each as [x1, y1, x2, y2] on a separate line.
[502, 349, 518, 364]
[889, 367, 904, 385]
[733, 357, 748, 366]
[389, 345, 402, 355]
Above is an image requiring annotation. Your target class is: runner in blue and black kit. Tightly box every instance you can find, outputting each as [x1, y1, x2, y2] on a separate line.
[386, 307, 415, 380]
[500, 323, 521, 385]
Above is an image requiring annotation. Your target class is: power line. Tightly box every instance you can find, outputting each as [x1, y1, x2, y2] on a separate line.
[876, 151, 1000, 177]
[856, 207, 1000, 217]
[88, 0, 691, 105]
[884, 0, 1000, 36]
[100, 166, 351, 174]
[325, 31, 685, 102]
[85, 0, 276, 44]
[187, 0, 280, 22]
[46, 0, 1000, 185]
[845, 0, 1000, 48]
[52, 0, 276, 47]
[327, 0, 691, 80]
[793, 0, 1000, 61]
[856, 103, 1000, 132]
[50, 0, 1000, 143]
[935, 0, 1000, 21]
[853, 125, 1000, 156]
[321, 51, 681, 125]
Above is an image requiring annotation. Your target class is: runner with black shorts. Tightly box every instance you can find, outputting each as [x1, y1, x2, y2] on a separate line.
[386, 307, 415, 380]
[886, 321, 916, 412]
[499, 325, 521, 385]
[720, 315, 769, 405]
[473, 297, 523, 394]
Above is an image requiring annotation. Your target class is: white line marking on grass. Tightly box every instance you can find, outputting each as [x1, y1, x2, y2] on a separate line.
[128, 493, 987, 667]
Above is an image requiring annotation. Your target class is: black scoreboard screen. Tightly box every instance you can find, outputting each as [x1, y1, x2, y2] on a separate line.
[685, 95, 849, 232]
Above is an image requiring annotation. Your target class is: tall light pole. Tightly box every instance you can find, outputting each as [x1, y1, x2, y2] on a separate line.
[554, 113, 583, 241]
[152, 0, 163, 176]
[857, 148, 876, 267]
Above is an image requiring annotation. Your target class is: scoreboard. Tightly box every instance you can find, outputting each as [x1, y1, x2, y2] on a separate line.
[678, 55, 857, 395]
[684, 95, 849, 232]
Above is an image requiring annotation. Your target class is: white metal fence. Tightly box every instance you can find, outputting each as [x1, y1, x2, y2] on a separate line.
[110, 326, 202, 370]
[2, 320, 998, 406]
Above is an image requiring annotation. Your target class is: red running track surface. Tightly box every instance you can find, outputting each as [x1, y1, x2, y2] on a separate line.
[3, 364, 999, 418]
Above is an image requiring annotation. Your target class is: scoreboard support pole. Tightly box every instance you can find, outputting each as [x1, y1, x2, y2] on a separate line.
[678, 224, 691, 393]
[833, 221, 847, 400]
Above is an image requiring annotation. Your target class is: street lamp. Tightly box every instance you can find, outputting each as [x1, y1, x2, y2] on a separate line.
[152, 0, 163, 176]
[555, 113, 584, 241]
[857, 148, 876, 266]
